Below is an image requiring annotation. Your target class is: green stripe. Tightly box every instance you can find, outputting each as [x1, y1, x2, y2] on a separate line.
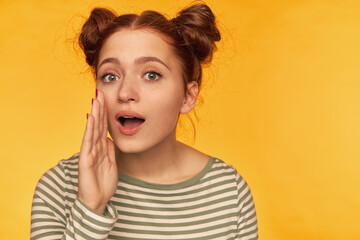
[45, 169, 65, 192]
[116, 177, 237, 198]
[49, 166, 78, 188]
[33, 191, 66, 221]
[31, 218, 63, 224]
[71, 210, 111, 236]
[31, 231, 63, 240]
[31, 156, 257, 239]
[115, 194, 237, 212]
[238, 188, 252, 205]
[67, 153, 79, 160]
[65, 227, 75, 238]
[31, 209, 59, 217]
[73, 201, 115, 228]
[116, 211, 237, 227]
[72, 227, 104, 240]
[36, 180, 65, 206]
[31, 225, 64, 233]
[114, 185, 237, 204]
[118, 158, 215, 190]
[238, 217, 257, 230]
[112, 221, 237, 235]
[115, 203, 238, 219]
[237, 227, 258, 239]
[198, 170, 235, 183]
[241, 202, 256, 217]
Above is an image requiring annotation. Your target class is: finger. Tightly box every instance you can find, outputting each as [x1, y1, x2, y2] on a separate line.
[97, 90, 105, 139]
[106, 138, 116, 166]
[92, 98, 100, 143]
[102, 98, 109, 140]
[80, 114, 94, 155]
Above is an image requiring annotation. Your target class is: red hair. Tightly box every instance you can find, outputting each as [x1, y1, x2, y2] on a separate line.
[78, 3, 221, 91]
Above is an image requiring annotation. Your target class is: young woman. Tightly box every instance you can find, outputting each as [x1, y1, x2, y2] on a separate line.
[31, 3, 258, 239]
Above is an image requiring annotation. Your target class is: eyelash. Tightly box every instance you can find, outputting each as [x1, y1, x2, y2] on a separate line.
[98, 69, 163, 83]
[143, 69, 162, 81]
[100, 72, 119, 83]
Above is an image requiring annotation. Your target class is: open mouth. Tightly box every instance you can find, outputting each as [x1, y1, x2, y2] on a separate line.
[118, 116, 145, 128]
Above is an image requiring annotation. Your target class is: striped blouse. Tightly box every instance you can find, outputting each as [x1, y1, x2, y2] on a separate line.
[31, 154, 258, 239]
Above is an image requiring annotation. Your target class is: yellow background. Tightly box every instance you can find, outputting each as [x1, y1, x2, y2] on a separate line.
[1, 0, 359, 239]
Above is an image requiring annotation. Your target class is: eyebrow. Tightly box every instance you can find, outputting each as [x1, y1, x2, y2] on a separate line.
[135, 56, 170, 70]
[98, 57, 120, 68]
[98, 56, 170, 70]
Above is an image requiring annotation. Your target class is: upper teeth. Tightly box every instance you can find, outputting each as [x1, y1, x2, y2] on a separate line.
[122, 116, 134, 118]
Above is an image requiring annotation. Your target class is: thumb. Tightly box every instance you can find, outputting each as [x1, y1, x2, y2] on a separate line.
[106, 138, 116, 165]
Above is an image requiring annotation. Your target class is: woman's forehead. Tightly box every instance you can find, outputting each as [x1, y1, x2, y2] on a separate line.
[98, 29, 178, 67]
[102, 29, 171, 53]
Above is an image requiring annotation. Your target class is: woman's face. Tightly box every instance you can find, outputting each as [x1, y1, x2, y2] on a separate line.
[96, 29, 197, 153]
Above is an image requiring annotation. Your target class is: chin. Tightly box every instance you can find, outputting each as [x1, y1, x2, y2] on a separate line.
[113, 138, 153, 154]
[115, 142, 143, 154]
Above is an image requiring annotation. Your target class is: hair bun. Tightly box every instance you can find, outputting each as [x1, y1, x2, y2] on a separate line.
[173, 4, 221, 64]
[79, 8, 117, 66]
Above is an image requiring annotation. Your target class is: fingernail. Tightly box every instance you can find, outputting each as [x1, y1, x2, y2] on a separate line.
[96, 89, 98, 97]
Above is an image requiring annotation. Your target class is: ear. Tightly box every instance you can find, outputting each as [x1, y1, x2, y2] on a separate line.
[180, 81, 199, 114]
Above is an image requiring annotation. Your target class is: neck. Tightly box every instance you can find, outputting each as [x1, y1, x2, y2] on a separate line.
[115, 134, 186, 183]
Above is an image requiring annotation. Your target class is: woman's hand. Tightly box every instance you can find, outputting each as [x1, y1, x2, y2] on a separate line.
[78, 89, 118, 214]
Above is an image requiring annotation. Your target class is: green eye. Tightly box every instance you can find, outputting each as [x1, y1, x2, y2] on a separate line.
[144, 71, 161, 81]
[102, 73, 119, 82]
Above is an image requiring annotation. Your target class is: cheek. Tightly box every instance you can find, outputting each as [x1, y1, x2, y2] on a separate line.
[103, 95, 111, 110]
[102, 94, 117, 121]
[151, 90, 184, 119]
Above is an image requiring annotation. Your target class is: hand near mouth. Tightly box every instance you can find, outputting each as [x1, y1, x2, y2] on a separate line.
[78, 90, 118, 214]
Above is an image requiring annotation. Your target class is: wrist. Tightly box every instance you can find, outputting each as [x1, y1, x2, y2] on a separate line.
[77, 195, 107, 215]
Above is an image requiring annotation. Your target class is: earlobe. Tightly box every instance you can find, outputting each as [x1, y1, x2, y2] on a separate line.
[180, 81, 199, 114]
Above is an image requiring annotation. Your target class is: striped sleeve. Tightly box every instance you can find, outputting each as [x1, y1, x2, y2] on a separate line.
[31, 159, 118, 240]
[234, 172, 258, 240]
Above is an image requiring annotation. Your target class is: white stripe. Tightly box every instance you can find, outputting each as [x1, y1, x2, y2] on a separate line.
[117, 173, 235, 196]
[48, 168, 78, 192]
[237, 223, 258, 240]
[31, 157, 258, 239]
[115, 176, 235, 201]
[117, 206, 235, 224]
[114, 188, 237, 209]
[117, 198, 237, 216]
[238, 208, 257, 227]
[31, 205, 62, 220]
[109, 224, 236, 239]
[71, 212, 109, 239]
[36, 182, 64, 208]
[238, 211, 256, 225]
[75, 199, 116, 225]
[30, 228, 63, 238]
[31, 221, 64, 231]
[240, 193, 254, 213]
[115, 216, 237, 232]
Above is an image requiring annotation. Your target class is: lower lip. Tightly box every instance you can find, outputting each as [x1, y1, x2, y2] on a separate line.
[116, 120, 144, 136]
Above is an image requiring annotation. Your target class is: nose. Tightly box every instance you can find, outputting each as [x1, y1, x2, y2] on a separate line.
[117, 75, 139, 103]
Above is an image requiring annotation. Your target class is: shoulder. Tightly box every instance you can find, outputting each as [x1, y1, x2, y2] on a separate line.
[199, 157, 246, 192]
[212, 158, 258, 235]
[57, 153, 79, 176]
[32, 153, 80, 224]
[40, 153, 79, 181]
[210, 157, 244, 181]
[34, 153, 80, 199]
[210, 158, 253, 197]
